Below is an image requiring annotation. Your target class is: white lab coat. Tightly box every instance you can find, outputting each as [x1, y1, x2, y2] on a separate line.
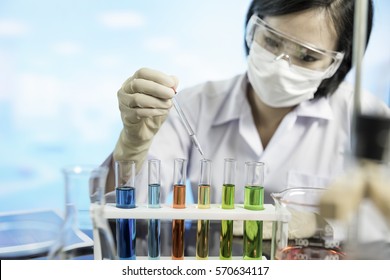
[133, 73, 389, 205]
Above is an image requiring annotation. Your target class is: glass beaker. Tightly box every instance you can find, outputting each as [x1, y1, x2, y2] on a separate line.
[271, 187, 346, 260]
[48, 165, 116, 260]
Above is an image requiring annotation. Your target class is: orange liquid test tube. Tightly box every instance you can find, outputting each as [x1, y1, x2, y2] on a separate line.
[171, 158, 187, 260]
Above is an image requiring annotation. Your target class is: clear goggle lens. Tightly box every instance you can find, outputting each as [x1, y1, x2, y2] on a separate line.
[246, 15, 344, 78]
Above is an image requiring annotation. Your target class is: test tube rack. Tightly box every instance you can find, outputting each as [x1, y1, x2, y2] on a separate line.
[91, 203, 291, 260]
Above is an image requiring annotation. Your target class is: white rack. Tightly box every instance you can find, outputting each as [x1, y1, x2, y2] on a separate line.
[91, 203, 290, 260]
[101, 203, 289, 221]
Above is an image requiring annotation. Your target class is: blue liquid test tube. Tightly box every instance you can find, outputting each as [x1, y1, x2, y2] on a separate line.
[148, 159, 161, 259]
[115, 160, 136, 260]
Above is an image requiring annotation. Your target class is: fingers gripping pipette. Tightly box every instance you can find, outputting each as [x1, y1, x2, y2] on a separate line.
[172, 97, 206, 159]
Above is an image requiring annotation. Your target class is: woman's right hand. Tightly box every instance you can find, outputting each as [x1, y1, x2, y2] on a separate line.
[114, 67, 179, 171]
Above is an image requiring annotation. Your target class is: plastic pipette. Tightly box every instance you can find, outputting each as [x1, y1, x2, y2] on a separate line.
[172, 97, 205, 158]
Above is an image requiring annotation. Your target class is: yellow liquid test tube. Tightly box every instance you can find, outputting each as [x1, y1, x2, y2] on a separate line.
[196, 159, 211, 260]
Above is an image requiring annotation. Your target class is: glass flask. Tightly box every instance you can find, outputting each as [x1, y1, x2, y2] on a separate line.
[48, 165, 116, 260]
[271, 187, 346, 260]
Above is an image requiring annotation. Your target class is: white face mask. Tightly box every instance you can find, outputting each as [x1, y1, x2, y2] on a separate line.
[247, 41, 325, 108]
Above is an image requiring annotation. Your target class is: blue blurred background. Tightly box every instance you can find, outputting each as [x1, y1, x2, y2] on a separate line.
[0, 0, 389, 213]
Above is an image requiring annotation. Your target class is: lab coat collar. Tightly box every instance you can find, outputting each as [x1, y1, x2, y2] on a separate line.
[295, 96, 334, 120]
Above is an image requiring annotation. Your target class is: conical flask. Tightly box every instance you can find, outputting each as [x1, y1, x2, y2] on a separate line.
[48, 165, 116, 259]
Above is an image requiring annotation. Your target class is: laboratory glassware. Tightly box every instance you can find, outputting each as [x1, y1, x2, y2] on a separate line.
[219, 158, 236, 260]
[196, 159, 211, 259]
[272, 187, 345, 260]
[48, 165, 116, 259]
[172, 158, 187, 260]
[243, 161, 265, 260]
[148, 159, 161, 259]
[173, 97, 205, 158]
[115, 160, 136, 260]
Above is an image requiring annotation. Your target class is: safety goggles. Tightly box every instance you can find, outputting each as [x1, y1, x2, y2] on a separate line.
[246, 15, 344, 78]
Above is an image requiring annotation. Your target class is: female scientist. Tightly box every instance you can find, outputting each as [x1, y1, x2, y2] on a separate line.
[104, 0, 390, 205]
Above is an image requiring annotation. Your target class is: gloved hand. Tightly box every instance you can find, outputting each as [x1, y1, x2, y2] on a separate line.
[114, 67, 179, 172]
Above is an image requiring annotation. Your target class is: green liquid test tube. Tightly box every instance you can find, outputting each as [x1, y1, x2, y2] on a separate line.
[196, 159, 211, 260]
[243, 161, 265, 260]
[219, 158, 237, 260]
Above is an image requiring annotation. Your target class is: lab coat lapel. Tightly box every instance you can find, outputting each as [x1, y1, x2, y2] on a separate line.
[238, 93, 299, 159]
[259, 98, 333, 162]
[260, 111, 298, 160]
[239, 96, 263, 157]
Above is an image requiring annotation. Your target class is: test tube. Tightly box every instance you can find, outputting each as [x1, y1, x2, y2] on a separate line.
[196, 159, 211, 260]
[243, 161, 265, 260]
[148, 159, 161, 259]
[219, 158, 236, 260]
[115, 160, 136, 260]
[172, 97, 205, 158]
[172, 158, 187, 260]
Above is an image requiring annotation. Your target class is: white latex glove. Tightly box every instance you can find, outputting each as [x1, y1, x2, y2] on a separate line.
[114, 68, 179, 172]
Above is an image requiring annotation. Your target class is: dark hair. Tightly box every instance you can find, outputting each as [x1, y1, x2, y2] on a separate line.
[244, 0, 374, 98]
